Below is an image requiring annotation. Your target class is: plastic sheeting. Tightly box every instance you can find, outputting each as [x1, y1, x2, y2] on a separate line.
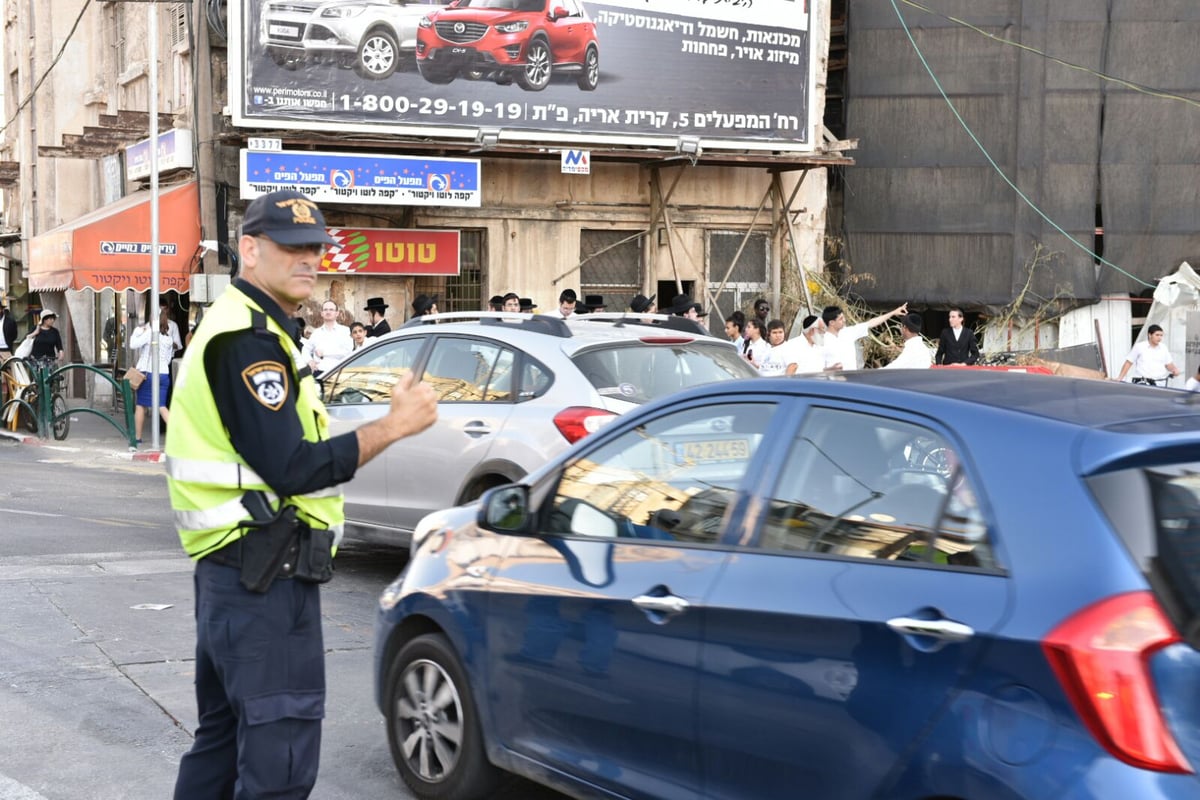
[842, 0, 1200, 310]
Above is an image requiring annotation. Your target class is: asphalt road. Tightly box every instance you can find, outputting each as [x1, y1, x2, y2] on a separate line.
[0, 440, 565, 799]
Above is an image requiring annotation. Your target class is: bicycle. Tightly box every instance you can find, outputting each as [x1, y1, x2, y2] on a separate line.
[10, 357, 70, 440]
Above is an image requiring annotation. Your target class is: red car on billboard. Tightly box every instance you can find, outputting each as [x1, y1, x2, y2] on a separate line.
[416, 0, 599, 91]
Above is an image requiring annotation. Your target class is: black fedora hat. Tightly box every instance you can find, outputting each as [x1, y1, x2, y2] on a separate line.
[584, 294, 606, 310]
[412, 294, 438, 316]
[363, 296, 389, 313]
[519, 297, 538, 311]
[667, 293, 707, 316]
[630, 293, 656, 313]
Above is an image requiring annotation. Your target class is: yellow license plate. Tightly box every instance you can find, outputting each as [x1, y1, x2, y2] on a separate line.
[674, 438, 749, 464]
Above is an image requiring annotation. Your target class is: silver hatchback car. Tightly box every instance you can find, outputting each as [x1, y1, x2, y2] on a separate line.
[318, 311, 757, 545]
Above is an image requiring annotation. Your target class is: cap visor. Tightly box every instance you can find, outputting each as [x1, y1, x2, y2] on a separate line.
[260, 228, 338, 247]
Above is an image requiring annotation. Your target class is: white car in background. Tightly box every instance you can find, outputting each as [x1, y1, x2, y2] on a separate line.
[318, 311, 758, 546]
[261, 0, 444, 79]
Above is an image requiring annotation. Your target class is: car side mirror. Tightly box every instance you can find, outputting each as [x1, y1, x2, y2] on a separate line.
[550, 6, 568, 18]
[478, 484, 531, 533]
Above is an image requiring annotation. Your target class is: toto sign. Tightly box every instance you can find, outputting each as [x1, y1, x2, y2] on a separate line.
[230, 0, 820, 152]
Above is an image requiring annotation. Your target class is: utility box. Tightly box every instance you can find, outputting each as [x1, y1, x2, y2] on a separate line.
[189, 274, 230, 303]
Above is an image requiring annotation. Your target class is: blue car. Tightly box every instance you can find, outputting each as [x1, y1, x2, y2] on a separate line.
[374, 370, 1200, 799]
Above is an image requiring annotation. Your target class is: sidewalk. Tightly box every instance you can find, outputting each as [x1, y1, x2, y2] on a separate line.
[0, 397, 165, 464]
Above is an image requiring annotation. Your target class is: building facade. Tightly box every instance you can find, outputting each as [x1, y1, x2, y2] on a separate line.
[1, 0, 845, 385]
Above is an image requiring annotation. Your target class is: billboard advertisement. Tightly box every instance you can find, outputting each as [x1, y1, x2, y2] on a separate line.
[321, 227, 461, 275]
[241, 149, 482, 206]
[229, 0, 816, 151]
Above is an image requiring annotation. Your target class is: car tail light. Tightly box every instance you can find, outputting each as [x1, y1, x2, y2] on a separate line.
[553, 407, 617, 444]
[639, 336, 693, 344]
[1042, 591, 1191, 773]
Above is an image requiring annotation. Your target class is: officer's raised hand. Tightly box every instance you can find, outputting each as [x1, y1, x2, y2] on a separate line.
[355, 370, 437, 466]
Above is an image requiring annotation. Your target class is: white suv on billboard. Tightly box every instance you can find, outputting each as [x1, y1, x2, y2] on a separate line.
[261, 0, 444, 80]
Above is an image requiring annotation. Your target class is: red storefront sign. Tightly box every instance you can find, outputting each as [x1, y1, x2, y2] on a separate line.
[320, 228, 460, 276]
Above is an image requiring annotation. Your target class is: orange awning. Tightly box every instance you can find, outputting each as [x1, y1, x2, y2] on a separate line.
[29, 181, 200, 292]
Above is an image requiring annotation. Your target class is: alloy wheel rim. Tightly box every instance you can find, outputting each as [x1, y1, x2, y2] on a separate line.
[526, 43, 549, 86]
[395, 658, 465, 782]
[363, 37, 395, 74]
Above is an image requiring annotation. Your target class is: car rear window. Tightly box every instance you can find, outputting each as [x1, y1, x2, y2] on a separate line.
[1088, 465, 1200, 642]
[571, 341, 756, 404]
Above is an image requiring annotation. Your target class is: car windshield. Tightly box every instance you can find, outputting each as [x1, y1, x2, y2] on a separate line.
[1088, 463, 1200, 646]
[456, 0, 544, 9]
[571, 341, 756, 404]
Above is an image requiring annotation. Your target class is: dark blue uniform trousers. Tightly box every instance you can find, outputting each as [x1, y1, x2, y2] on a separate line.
[174, 558, 325, 799]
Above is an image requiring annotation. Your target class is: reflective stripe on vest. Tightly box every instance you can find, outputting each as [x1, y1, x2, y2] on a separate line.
[166, 456, 345, 502]
[166, 456, 267, 488]
[174, 495, 345, 547]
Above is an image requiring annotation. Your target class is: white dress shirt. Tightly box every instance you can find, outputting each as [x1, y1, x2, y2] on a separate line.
[823, 321, 871, 370]
[882, 336, 934, 369]
[305, 323, 353, 373]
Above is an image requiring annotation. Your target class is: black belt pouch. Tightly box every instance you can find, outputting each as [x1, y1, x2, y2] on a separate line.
[239, 507, 300, 594]
[295, 526, 335, 584]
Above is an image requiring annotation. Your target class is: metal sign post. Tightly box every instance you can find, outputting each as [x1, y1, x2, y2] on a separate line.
[149, 2, 161, 451]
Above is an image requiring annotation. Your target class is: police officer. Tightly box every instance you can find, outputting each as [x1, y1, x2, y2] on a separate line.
[166, 189, 437, 799]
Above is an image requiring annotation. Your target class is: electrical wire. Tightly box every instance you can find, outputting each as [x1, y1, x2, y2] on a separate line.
[888, 0, 1154, 289]
[0, 0, 94, 138]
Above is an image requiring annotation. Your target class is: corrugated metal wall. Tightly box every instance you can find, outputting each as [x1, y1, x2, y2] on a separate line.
[844, 0, 1200, 309]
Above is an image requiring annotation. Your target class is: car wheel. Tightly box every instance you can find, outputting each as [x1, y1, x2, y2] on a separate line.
[418, 60, 459, 85]
[517, 38, 551, 91]
[270, 50, 301, 70]
[386, 634, 500, 800]
[357, 28, 400, 79]
[577, 45, 598, 91]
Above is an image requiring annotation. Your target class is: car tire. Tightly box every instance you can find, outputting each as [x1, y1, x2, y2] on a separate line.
[269, 49, 301, 70]
[577, 45, 598, 91]
[386, 633, 500, 800]
[418, 60, 459, 85]
[517, 38, 552, 91]
[357, 28, 401, 79]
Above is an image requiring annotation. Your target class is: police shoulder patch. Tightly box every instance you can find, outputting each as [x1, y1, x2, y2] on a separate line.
[241, 361, 289, 410]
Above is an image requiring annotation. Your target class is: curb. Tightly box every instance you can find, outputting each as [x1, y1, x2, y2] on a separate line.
[0, 429, 39, 445]
[2, 426, 164, 463]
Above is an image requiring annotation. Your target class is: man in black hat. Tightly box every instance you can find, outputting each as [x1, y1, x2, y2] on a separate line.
[584, 294, 606, 313]
[411, 294, 438, 320]
[667, 293, 707, 321]
[167, 189, 438, 798]
[363, 296, 390, 337]
[519, 297, 538, 313]
[882, 311, 933, 369]
[629, 294, 657, 314]
[487, 295, 505, 311]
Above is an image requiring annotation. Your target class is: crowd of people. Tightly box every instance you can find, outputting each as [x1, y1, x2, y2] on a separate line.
[136, 277, 1199, 393]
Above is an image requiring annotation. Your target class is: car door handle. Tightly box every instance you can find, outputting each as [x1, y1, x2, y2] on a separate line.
[463, 421, 492, 436]
[632, 593, 690, 617]
[886, 616, 975, 642]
